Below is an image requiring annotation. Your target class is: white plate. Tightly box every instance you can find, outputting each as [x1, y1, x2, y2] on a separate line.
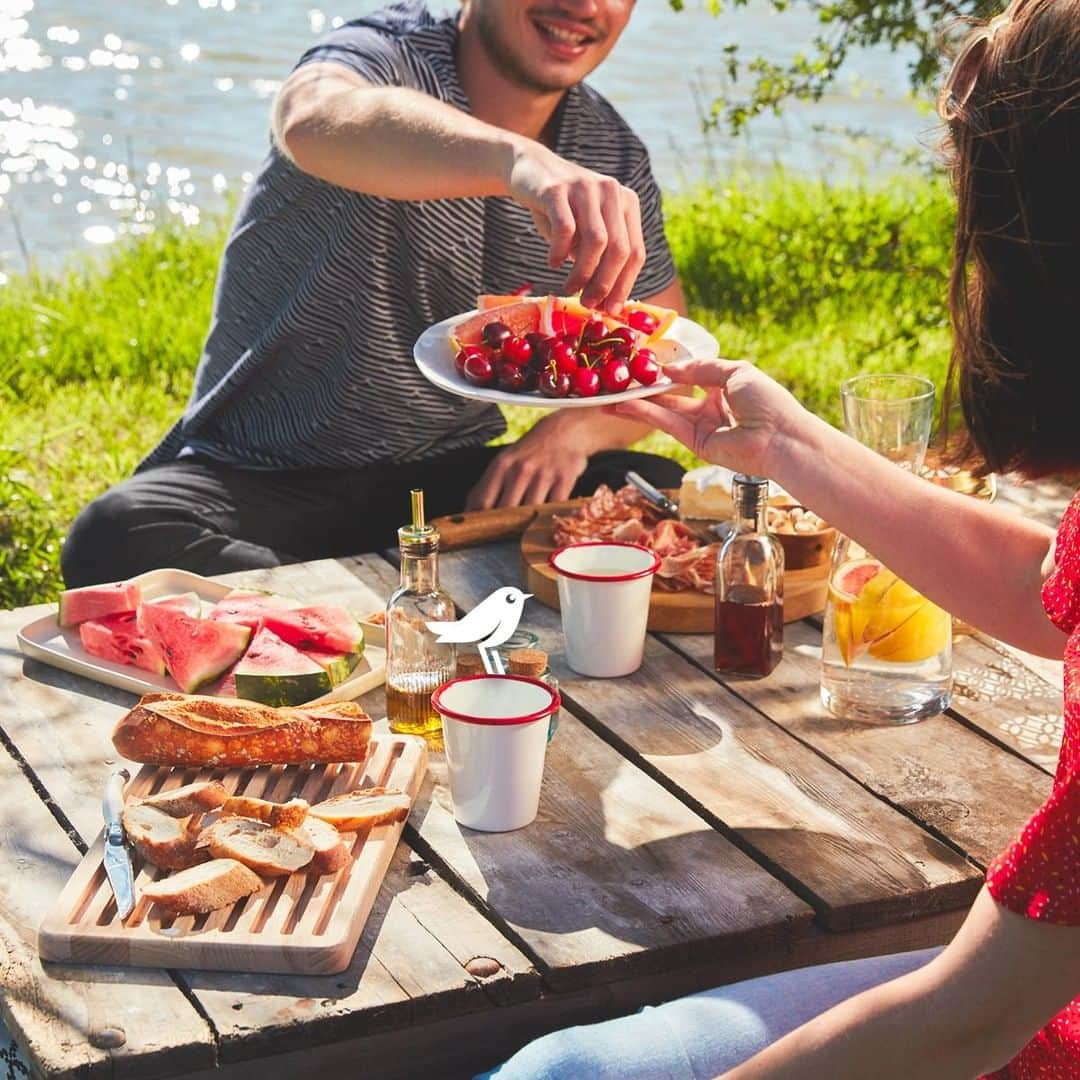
[414, 309, 720, 409]
[17, 568, 386, 704]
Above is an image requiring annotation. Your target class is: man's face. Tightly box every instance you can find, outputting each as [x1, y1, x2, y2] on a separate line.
[467, 1, 635, 94]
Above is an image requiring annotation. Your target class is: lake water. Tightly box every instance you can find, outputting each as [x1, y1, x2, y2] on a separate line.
[0, 0, 938, 278]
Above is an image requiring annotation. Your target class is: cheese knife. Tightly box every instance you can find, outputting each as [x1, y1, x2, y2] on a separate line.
[103, 767, 135, 920]
[625, 471, 728, 544]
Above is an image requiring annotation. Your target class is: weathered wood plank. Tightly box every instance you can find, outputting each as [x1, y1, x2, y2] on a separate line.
[951, 632, 1063, 774]
[410, 545, 981, 932]
[0, 735, 215, 1079]
[0, 565, 539, 1067]
[664, 620, 1053, 868]
[339, 555, 815, 988]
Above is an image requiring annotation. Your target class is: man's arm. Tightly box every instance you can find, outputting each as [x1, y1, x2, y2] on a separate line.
[466, 279, 688, 510]
[721, 888, 1080, 1079]
[274, 63, 646, 310]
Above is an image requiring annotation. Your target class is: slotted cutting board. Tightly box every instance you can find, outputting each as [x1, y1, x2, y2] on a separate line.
[38, 735, 426, 975]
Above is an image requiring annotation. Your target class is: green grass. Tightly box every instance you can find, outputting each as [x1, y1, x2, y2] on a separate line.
[0, 171, 955, 608]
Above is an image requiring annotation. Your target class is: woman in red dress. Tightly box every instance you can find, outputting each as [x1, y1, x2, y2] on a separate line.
[484, 2, 1080, 1077]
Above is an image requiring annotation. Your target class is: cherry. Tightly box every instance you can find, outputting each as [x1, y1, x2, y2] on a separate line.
[576, 350, 592, 368]
[463, 351, 496, 387]
[482, 321, 512, 349]
[521, 366, 541, 392]
[454, 345, 483, 376]
[497, 363, 527, 393]
[572, 367, 601, 398]
[592, 345, 615, 368]
[539, 368, 572, 398]
[502, 335, 532, 366]
[606, 327, 636, 353]
[626, 309, 659, 335]
[629, 348, 660, 386]
[549, 339, 577, 374]
[525, 333, 552, 365]
[582, 318, 607, 346]
[600, 358, 632, 394]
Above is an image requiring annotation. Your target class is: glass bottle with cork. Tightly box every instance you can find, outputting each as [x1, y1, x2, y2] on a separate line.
[714, 474, 784, 678]
[385, 489, 456, 744]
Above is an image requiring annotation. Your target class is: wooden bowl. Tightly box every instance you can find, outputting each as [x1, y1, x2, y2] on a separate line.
[767, 503, 837, 571]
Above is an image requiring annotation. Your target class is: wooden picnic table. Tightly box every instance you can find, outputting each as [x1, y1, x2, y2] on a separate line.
[0, 476, 1070, 1079]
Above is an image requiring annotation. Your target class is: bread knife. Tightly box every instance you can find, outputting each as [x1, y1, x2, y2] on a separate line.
[103, 767, 135, 920]
[624, 471, 725, 544]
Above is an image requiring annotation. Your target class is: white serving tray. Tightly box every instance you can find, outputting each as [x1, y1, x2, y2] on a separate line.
[17, 568, 386, 704]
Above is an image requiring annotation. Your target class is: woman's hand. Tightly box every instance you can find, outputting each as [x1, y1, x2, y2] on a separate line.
[612, 358, 812, 477]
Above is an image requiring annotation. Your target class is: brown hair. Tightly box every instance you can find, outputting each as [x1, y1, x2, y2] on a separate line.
[944, 0, 1080, 477]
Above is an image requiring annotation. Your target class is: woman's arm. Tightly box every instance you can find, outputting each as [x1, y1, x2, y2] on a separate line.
[720, 888, 1080, 1079]
[616, 359, 1064, 657]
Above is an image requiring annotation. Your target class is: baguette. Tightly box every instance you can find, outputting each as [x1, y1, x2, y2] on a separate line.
[112, 694, 371, 767]
[202, 818, 314, 877]
[139, 779, 229, 817]
[293, 816, 353, 876]
[122, 803, 206, 871]
[142, 858, 263, 915]
[221, 795, 309, 831]
[309, 787, 412, 832]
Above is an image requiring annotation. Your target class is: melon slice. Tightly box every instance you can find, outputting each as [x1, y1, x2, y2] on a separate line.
[139, 605, 251, 694]
[233, 627, 333, 706]
[261, 607, 365, 656]
[79, 612, 166, 675]
[58, 580, 141, 627]
[450, 300, 543, 348]
[302, 647, 360, 687]
[208, 588, 296, 632]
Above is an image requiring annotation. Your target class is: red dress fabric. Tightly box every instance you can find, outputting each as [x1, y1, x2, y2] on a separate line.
[983, 490, 1080, 1078]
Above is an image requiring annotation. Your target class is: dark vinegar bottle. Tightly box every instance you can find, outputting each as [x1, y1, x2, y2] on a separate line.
[714, 475, 785, 678]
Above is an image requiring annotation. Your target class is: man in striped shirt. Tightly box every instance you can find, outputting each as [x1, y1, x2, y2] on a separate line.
[62, 1, 688, 586]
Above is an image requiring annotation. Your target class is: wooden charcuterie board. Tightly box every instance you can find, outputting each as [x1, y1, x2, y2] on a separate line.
[521, 498, 831, 633]
[38, 734, 426, 975]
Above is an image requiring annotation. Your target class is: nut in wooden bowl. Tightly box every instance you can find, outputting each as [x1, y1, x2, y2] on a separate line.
[766, 503, 838, 570]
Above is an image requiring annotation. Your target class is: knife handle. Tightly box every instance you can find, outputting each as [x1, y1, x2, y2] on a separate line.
[431, 506, 538, 550]
[104, 768, 130, 826]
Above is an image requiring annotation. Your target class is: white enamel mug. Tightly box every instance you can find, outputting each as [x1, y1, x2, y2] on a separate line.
[431, 675, 560, 832]
[548, 541, 661, 678]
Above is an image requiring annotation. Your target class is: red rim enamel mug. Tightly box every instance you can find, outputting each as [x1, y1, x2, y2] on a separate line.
[548, 542, 660, 677]
[431, 675, 561, 832]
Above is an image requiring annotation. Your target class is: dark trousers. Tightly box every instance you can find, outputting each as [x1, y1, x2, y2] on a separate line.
[61, 447, 685, 587]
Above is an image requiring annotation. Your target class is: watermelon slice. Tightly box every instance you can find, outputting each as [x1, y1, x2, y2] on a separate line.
[208, 589, 296, 632]
[450, 300, 542, 348]
[302, 647, 360, 687]
[58, 580, 141, 627]
[136, 591, 202, 633]
[79, 612, 166, 675]
[139, 605, 251, 694]
[233, 627, 333, 706]
[261, 606, 365, 655]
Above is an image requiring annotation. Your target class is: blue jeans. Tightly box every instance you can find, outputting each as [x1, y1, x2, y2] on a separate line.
[480, 947, 942, 1079]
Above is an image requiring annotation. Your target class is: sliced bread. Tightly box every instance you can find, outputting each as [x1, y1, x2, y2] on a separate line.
[140, 779, 229, 817]
[142, 858, 263, 915]
[220, 795, 309, 831]
[309, 787, 412, 832]
[202, 817, 314, 877]
[293, 816, 353, 876]
[121, 803, 205, 871]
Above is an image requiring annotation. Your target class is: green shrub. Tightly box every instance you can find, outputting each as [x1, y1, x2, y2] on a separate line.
[0, 172, 955, 607]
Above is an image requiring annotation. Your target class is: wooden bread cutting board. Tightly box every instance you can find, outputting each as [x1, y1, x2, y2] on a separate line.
[38, 734, 426, 975]
[521, 498, 830, 632]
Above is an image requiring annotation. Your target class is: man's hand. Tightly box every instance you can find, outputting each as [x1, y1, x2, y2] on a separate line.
[467, 419, 589, 510]
[507, 142, 645, 312]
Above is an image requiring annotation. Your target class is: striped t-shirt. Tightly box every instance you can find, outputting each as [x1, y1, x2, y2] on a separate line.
[141, 2, 678, 472]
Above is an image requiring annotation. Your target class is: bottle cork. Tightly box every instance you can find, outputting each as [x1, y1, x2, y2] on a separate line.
[508, 648, 548, 678]
[455, 652, 486, 677]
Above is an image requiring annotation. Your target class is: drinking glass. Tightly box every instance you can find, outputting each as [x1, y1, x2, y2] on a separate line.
[820, 374, 953, 724]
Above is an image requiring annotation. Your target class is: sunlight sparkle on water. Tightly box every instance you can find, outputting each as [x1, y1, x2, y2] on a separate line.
[179, 42, 200, 62]
[83, 223, 114, 244]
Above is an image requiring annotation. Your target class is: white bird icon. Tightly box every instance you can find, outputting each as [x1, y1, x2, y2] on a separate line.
[426, 587, 532, 675]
